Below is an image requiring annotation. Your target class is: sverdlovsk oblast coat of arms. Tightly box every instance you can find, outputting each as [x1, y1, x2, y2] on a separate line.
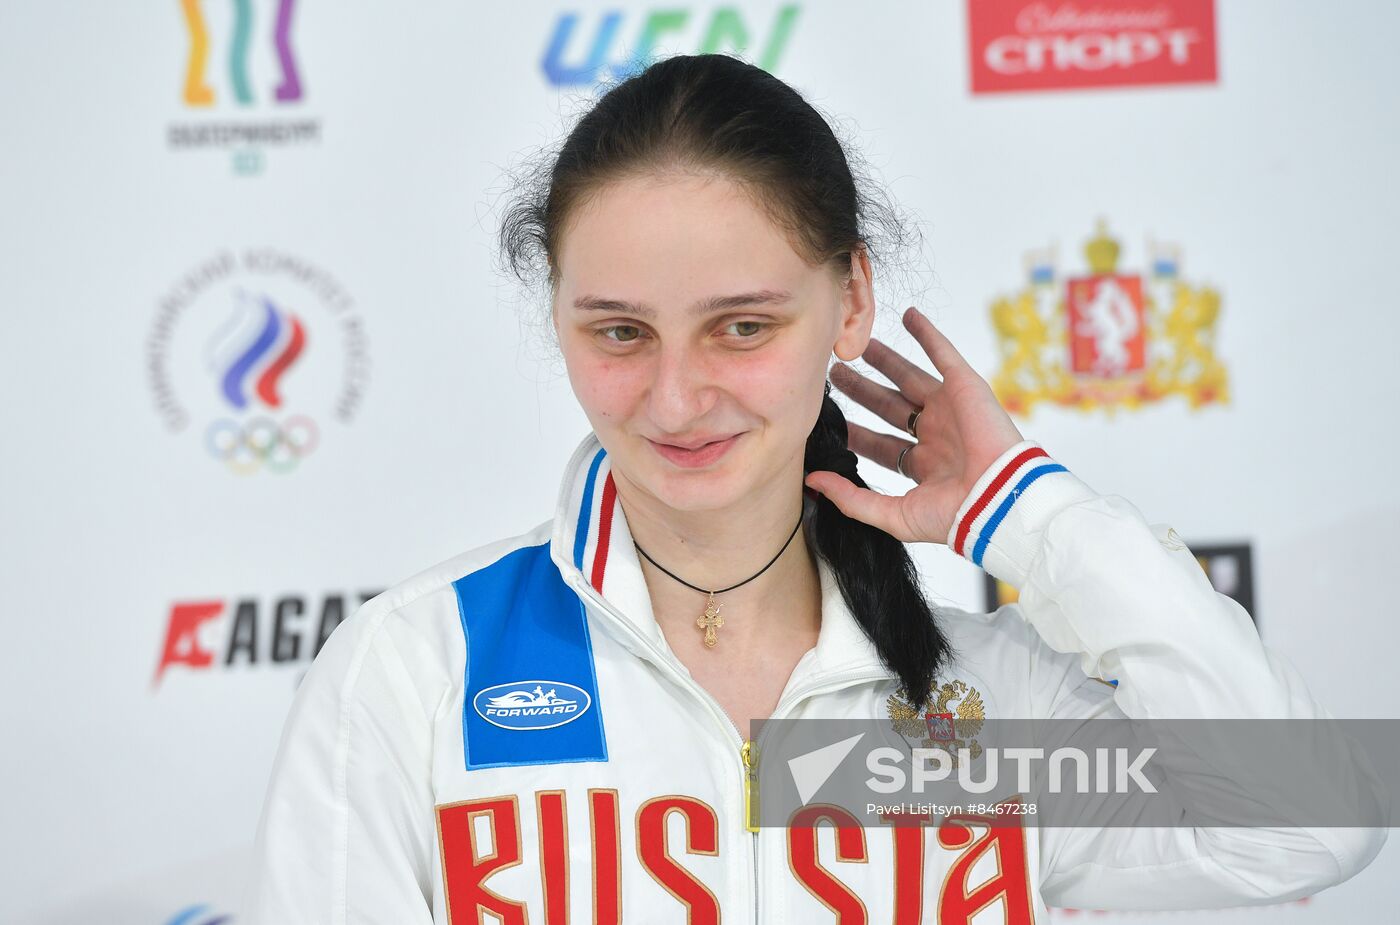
[987, 220, 1230, 417]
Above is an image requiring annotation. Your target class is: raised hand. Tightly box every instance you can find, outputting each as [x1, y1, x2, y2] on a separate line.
[804, 306, 1026, 544]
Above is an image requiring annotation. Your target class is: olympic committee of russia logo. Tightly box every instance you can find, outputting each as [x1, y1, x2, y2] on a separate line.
[987, 220, 1229, 417]
[145, 249, 370, 474]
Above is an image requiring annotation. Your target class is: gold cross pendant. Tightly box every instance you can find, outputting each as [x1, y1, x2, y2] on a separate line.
[696, 592, 724, 648]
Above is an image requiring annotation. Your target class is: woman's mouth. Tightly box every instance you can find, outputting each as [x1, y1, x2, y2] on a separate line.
[647, 434, 742, 469]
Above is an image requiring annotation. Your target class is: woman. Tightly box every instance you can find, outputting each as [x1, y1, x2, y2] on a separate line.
[244, 53, 1385, 923]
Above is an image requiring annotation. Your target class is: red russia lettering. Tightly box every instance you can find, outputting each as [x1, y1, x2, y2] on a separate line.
[788, 805, 869, 923]
[437, 795, 528, 925]
[438, 790, 720, 925]
[438, 791, 1032, 923]
[937, 800, 1034, 925]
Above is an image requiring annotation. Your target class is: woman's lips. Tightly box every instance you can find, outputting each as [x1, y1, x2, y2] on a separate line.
[648, 434, 741, 469]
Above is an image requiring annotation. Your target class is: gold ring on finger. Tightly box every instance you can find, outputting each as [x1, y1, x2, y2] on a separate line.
[906, 408, 922, 439]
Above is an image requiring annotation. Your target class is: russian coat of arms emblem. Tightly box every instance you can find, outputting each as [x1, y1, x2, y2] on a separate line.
[887, 680, 985, 769]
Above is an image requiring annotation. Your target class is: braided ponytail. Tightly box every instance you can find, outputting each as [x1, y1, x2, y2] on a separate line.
[804, 382, 952, 708]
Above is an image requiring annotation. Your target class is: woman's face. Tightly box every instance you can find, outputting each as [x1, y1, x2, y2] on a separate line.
[552, 171, 875, 513]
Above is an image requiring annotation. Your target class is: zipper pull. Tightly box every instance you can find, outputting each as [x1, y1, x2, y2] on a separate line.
[741, 739, 759, 833]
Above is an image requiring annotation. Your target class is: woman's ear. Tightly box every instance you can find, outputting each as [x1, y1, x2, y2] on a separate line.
[833, 246, 876, 362]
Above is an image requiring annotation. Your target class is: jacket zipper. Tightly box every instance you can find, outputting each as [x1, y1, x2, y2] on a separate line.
[741, 739, 758, 833]
[742, 738, 759, 924]
[564, 572, 892, 923]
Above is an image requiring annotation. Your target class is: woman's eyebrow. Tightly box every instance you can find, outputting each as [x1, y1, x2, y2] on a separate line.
[572, 289, 793, 319]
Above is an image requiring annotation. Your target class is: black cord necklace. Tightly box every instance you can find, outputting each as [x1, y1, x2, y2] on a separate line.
[633, 513, 805, 649]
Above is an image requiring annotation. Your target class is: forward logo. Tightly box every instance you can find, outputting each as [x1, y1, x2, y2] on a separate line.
[473, 680, 593, 731]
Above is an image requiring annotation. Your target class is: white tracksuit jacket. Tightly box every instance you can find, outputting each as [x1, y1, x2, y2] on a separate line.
[243, 433, 1388, 924]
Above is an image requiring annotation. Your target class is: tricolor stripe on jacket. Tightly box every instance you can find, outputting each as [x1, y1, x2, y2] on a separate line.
[573, 447, 620, 594]
[949, 441, 1068, 568]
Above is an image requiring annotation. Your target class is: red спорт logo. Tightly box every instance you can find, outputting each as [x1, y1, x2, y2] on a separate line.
[968, 0, 1218, 94]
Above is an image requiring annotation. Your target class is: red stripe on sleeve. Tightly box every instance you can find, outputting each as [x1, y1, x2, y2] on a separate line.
[952, 447, 1049, 557]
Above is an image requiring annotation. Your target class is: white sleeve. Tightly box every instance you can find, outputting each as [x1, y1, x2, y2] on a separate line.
[946, 439, 1390, 910]
[241, 600, 438, 924]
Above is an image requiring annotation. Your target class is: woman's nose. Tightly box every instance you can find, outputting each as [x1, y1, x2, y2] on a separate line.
[646, 343, 717, 433]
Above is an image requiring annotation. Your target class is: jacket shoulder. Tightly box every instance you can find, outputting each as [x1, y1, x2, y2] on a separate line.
[935, 598, 1042, 659]
[366, 518, 556, 620]
[319, 518, 557, 666]
[933, 598, 1103, 713]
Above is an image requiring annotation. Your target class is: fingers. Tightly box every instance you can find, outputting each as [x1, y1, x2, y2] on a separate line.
[846, 420, 916, 477]
[861, 337, 942, 398]
[903, 307, 970, 378]
[835, 322, 946, 432]
[803, 470, 913, 541]
[830, 363, 919, 436]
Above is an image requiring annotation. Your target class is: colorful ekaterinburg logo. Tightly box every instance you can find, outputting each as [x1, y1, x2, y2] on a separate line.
[145, 249, 371, 474]
[180, 0, 303, 106]
[987, 220, 1229, 417]
[541, 4, 801, 88]
[474, 680, 593, 731]
[170, 0, 318, 173]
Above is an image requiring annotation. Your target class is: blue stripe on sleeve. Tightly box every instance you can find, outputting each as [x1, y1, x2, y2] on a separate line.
[970, 462, 1067, 567]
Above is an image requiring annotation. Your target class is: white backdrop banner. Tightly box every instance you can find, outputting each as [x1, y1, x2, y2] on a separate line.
[1, 1, 1395, 922]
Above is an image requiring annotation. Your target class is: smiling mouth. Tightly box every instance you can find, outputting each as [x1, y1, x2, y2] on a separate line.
[646, 434, 742, 469]
[658, 433, 739, 447]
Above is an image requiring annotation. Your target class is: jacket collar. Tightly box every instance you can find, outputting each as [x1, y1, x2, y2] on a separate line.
[548, 433, 893, 686]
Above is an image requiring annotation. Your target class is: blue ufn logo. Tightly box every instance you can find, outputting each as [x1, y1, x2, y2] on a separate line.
[473, 680, 593, 731]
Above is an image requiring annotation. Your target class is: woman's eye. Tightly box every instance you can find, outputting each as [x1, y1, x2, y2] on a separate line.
[601, 325, 642, 343]
[724, 320, 765, 337]
[597, 321, 765, 344]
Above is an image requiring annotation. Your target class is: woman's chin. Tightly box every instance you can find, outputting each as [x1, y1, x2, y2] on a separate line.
[632, 457, 756, 514]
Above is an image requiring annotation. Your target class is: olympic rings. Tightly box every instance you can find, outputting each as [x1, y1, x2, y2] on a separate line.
[204, 414, 320, 474]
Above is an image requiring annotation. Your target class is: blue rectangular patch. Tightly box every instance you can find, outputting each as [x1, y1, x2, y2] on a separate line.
[453, 542, 608, 770]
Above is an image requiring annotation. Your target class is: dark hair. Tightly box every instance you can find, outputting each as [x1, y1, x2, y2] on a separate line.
[497, 52, 950, 708]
